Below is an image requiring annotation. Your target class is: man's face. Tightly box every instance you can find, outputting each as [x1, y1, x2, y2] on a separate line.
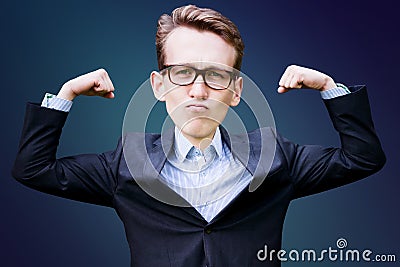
[151, 26, 242, 145]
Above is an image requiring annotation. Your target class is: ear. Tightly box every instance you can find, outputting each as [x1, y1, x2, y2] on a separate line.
[230, 76, 243, 107]
[150, 71, 166, 101]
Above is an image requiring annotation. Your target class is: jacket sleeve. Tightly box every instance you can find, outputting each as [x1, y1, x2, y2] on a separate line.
[11, 103, 121, 207]
[278, 85, 386, 199]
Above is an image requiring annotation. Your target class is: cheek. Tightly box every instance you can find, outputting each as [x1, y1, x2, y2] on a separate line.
[165, 97, 176, 115]
[207, 94, 232, 121]
[164, 90, 186, 114]
[214, 91, 235, 106]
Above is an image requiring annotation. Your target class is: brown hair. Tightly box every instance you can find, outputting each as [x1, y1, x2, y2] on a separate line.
[156, 5, 244, 70]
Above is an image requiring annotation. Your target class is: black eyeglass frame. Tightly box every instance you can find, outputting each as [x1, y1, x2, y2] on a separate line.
[160, 64, 240, 90]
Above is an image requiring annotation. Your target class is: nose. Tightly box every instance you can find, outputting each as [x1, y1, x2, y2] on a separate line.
[188, 75, 208, 99]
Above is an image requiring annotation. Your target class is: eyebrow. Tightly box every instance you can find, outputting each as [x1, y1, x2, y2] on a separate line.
[165, 63, 234, 72]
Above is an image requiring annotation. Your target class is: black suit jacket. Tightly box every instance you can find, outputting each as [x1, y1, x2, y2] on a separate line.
[12, 86, 385, 267]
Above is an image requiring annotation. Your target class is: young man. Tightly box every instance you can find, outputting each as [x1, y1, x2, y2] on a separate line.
[12, 5, 385, 267]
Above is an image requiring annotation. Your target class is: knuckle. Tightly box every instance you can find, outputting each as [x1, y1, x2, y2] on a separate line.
[97, 68, 108, 77]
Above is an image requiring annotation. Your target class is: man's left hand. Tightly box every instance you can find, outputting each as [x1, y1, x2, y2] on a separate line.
[278, 65, 336, 94]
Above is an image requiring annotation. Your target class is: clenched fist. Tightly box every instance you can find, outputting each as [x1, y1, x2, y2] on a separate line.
[278, 65, 336, 94]
[57, 68, 115, 101]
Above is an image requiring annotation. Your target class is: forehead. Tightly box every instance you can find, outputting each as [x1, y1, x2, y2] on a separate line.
[164, 26, 236, 67]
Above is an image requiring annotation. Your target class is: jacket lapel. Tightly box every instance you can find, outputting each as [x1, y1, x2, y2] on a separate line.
[142, 128, 207, 223]
[208, 127, 277, 223]
[221, 127, 277, 192]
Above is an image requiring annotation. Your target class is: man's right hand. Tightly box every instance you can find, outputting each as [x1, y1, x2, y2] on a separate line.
[57, 68, 115, 101]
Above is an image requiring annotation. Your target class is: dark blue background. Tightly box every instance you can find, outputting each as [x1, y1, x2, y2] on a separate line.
[1, 0, 399, 266]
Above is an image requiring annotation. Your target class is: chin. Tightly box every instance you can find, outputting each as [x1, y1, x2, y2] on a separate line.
[180, 118, 219, 140]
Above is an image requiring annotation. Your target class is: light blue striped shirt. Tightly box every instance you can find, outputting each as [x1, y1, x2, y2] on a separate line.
[41, 93, 72, 112]
[160, 127, 252, 222]
[40, 85, 350, 221]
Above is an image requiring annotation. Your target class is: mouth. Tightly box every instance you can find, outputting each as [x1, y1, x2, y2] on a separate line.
[186, 103, 209, 112]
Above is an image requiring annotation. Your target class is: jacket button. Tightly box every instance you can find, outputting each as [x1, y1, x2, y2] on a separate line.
[205, 229, 212, 234]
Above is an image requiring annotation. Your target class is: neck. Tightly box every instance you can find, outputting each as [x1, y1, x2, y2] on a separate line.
[182, 129, 217, 151]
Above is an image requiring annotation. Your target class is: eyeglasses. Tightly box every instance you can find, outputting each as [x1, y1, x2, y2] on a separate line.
[161, 64, 238, 90]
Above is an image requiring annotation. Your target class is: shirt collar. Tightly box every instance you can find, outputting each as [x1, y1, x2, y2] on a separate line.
[174, 127, 223, 163]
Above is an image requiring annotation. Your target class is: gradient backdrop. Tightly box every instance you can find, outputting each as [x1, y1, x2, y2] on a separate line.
[1, 0, 399, 266]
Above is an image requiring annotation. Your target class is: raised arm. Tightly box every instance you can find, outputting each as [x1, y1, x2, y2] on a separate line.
[12, 69, 120, 207]
[274, 65, 386, 198]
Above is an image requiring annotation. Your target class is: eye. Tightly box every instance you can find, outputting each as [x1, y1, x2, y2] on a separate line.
[177, 69, 190, 74]
[174, 68, 194, 76]
[207, 70, 225, 79]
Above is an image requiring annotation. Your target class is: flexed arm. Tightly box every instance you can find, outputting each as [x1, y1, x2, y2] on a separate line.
[12, 69, 121, 207]
[274, 65, 386, 198]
